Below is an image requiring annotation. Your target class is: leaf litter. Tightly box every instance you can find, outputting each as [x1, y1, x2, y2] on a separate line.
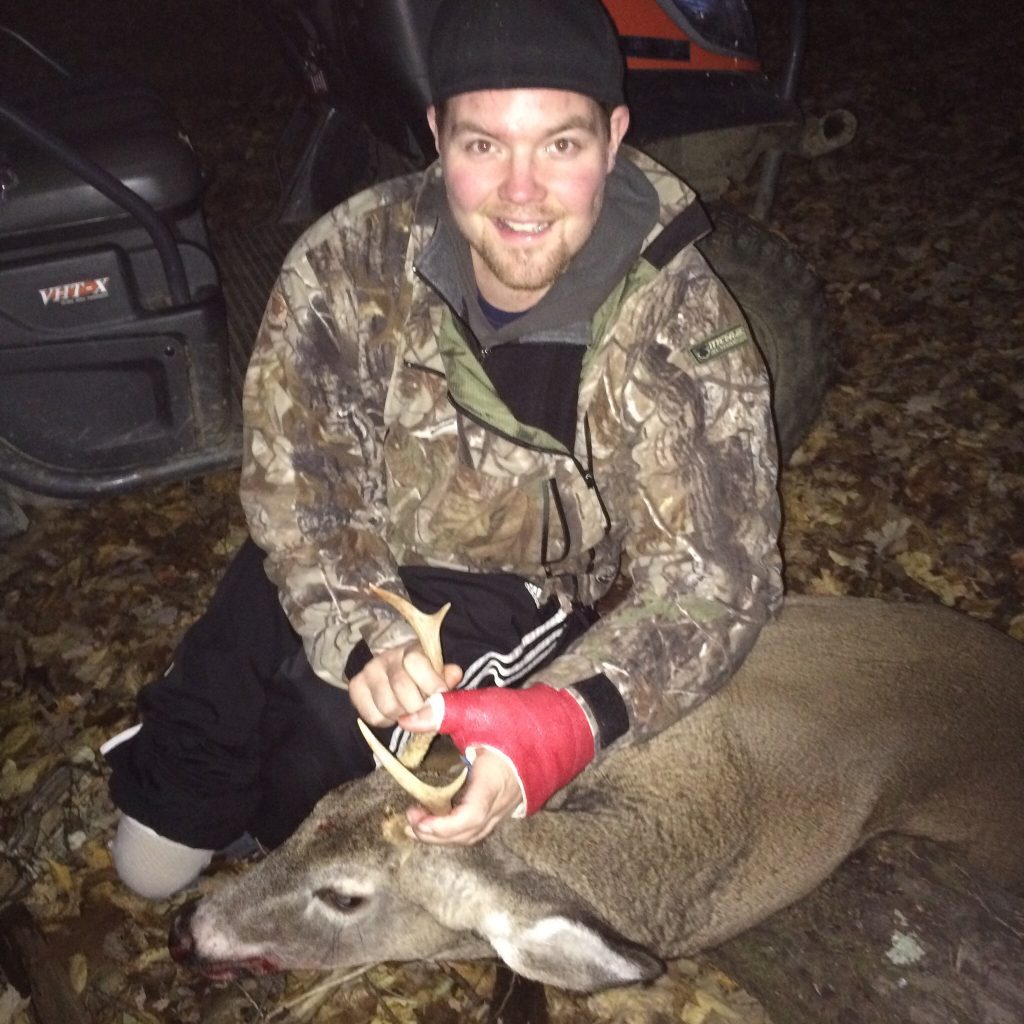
[1, 0, 1022, 1021]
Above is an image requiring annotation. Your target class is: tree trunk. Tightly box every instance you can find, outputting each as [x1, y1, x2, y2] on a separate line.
[0, 902, 91, 1024]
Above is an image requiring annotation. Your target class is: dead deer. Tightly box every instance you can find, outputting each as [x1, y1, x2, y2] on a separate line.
[169, 595, 1024, 992]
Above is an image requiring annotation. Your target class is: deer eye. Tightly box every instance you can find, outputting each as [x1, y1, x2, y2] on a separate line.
[314, 888, 365, 913]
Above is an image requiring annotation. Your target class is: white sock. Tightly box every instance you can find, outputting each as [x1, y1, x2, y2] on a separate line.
[111, 814, 215, 900]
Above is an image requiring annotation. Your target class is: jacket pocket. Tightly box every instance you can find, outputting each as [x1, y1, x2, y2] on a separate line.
[384, 420, 552, 571]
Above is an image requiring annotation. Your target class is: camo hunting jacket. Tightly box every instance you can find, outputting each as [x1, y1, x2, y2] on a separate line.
[240, 147, 783, 748]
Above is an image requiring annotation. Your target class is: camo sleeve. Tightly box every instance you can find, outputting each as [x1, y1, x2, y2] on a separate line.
[541, 250, 784, 746]
[239, 204, 418, 687]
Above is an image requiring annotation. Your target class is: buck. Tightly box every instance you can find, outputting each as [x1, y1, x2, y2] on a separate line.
[169, 595, 1024, 992]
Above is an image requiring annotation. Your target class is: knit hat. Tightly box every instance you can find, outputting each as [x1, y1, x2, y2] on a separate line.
[427, 0, 625, 108]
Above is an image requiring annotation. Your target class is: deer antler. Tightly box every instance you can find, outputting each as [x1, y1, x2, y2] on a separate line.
[357, 584, 468, 816]
[368, 585, 449, 770]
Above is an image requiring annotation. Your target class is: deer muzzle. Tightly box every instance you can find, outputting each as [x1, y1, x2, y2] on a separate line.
[169, 898, 282, 979]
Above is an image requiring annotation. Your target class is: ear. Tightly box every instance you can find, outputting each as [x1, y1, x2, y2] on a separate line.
[426, 104, 441, 153]
[606, 104, 630, 170]
[478, 906, 664, 992]
[400, 844, 663, 992]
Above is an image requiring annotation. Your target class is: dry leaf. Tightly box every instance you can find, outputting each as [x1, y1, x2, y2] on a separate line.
[0, 985, 31, 1024]
[69, 952, 89, 994]
[46, 857, 75, 895]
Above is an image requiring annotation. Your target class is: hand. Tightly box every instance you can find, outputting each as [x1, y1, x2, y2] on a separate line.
[349, 642, 462, 727]
[405, 749, 523, 845]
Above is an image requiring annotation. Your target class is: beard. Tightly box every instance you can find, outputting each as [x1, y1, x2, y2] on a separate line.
[472, 229, 574, 296]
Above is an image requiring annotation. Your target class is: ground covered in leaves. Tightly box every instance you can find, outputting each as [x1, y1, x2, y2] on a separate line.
[1, 0, 1022, 1021]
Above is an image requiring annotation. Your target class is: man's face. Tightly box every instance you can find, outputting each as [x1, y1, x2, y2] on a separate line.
[428, 89, 629, 312]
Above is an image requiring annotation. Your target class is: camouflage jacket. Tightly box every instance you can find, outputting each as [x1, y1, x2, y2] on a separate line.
[241, 147, 783, 749]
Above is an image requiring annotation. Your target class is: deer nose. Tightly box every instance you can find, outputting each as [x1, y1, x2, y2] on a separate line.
[168, 898, 200, 964]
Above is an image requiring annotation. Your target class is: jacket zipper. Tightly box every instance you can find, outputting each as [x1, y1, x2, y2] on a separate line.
[402, 358, 445, 379]
[446, 393, 612, 574]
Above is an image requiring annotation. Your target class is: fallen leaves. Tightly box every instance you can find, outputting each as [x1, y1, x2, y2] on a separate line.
[895, 550, 971, 606]
[0, 985, 31, 1024]
[2, 0, 1023, 1021]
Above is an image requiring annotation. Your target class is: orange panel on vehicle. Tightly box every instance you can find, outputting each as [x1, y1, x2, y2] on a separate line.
[628, 49, 761, 72]
[603, 0, 688, 40]
[602, 0, 761, 73]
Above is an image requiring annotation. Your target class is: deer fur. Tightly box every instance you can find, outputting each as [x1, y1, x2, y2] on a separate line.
[170, 596, 1024, 992]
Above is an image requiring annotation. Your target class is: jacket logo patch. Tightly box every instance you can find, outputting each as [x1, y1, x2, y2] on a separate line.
[689, 326, 749, 364]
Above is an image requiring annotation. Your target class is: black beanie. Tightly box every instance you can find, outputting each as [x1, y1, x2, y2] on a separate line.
[428, 0, 625, 108]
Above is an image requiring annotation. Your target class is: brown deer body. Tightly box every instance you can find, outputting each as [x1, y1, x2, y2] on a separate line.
[170, 596, 1024, 992]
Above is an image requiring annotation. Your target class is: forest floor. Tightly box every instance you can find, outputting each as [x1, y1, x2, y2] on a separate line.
[1, 0, 1022, 1021]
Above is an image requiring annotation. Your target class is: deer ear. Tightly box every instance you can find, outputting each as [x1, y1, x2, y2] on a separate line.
[477, 907, 664, 991]
[402, 844, 663, 991]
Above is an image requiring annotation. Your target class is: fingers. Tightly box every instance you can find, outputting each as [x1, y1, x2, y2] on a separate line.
[405, 750, 523, 846]
[398, 698, 444, 733]
[350, 644, 461, 726]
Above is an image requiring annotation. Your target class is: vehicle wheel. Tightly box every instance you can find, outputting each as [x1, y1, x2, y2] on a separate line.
[696, 204, 835, 463]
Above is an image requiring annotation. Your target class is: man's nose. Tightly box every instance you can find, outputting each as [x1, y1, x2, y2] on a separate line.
[498, 152, 546, 205]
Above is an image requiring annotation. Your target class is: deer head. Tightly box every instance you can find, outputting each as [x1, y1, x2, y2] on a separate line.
[169, 766, 663, 991]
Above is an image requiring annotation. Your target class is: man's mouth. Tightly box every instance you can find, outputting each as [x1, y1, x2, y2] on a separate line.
[494, 217, 552, 236]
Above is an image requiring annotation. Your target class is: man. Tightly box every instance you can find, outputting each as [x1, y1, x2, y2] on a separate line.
[104, 0, 782, 896]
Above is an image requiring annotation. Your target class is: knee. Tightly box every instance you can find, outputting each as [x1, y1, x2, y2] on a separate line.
[111, 815, 215, 900]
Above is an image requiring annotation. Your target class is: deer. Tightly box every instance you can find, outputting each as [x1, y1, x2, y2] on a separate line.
[168, 593, 1024, 993]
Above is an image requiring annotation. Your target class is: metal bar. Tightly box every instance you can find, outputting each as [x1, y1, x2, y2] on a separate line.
[752, 0, 808, 220]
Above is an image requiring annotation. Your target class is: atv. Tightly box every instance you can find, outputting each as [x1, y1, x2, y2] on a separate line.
[0, 0, 855, 536]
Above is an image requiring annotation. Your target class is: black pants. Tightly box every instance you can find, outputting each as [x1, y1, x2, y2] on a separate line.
[105, 539, 595, 850]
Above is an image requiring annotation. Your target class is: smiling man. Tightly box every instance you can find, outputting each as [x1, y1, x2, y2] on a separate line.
[431, 88, 630, 310]
[104, 0, 782, 895]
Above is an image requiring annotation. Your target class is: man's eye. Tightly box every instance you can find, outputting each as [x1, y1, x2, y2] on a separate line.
[467, 139, 493, 155]
[549, 138, 580, 155]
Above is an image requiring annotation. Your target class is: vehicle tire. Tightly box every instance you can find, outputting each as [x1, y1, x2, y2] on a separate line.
[696, 204, 835, 463]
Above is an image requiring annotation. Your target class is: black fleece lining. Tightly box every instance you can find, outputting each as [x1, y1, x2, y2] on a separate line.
[480, 341, 585, 451]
